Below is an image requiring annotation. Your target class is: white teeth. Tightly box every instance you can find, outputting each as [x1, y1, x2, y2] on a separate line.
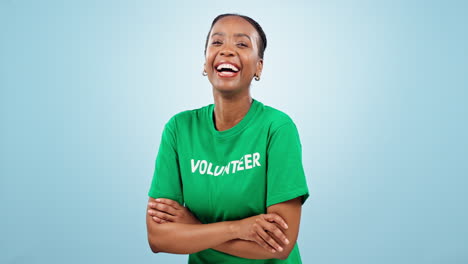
[216, 63, 239, 72]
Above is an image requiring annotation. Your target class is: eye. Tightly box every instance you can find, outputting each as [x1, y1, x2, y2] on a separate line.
[212, 40, 222, 45]
[237, 42, 248, 47]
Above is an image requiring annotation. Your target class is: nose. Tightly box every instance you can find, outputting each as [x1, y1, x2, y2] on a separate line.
[220, 47, 235, 57]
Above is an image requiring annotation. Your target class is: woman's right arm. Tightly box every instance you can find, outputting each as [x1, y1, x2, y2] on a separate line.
[146, 197, 289, 255]
[146, 197, 238, 254]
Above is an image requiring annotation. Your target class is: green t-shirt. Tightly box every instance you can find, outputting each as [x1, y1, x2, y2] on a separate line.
[148, 98, 310, 264]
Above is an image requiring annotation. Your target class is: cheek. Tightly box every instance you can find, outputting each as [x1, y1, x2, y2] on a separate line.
[205, 48, 217, 60]
[242, 56, 258, 73]
[205, 54, 216, 69]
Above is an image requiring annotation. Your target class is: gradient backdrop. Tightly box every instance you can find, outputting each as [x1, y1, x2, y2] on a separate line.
[1, 0, 467, 263]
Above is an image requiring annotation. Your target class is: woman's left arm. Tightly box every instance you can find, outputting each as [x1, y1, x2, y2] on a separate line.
[148, 197, 302, 260]
[212, 197, 302, 260]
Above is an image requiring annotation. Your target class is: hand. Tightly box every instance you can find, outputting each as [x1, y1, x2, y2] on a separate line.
[235, 214, 289, 253]
[147, 198, 201, 225]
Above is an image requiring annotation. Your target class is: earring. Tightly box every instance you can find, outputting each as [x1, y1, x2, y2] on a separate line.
[254, 74, 260, 81]
[202, 70, 207, 76]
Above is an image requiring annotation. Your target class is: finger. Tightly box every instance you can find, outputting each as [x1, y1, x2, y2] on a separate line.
[152, 216, 169, 224]
[263, 221, 289, 245]
[148, 202, 158, 209]
[148, 209, 175, 222]
[257, 217, 288, 245]
[147, 209, 157, 216]
[151, 203, 178, 216]
[256, 224, 283, 252]
[257, 227, 283, 252]
[147, 209, 161, 218]
[254, 233, 276, 253]
[263, 214, 288, 229]
[155, 198, 181, 210]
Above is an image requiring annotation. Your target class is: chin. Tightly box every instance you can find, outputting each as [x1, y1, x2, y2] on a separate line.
[210, 80, 243, 93]
[213, 86, 243, 95]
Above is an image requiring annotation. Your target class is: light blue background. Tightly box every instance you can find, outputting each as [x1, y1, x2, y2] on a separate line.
[1, 0, 467, 263]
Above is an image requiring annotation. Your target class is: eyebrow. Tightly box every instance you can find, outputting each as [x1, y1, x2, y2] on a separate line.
[211, 32, 251, 41]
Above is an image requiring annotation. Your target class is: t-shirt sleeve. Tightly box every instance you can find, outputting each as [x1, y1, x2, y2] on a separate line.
[147, 117, 184, 205]
[266, 120, 309, 208]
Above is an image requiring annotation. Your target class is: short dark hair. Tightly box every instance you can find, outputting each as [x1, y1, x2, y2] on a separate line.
[204, 13, 267, 59]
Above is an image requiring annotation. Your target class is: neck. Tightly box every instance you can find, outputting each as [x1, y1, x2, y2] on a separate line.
[212, 89, 252, 131]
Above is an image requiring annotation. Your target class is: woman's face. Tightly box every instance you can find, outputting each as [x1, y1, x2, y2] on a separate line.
[204, 16, 263, 94]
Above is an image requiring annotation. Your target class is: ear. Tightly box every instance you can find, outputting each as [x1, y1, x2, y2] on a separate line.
[256, 59, 264, 78]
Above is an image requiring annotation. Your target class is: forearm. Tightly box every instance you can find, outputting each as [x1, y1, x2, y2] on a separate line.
[213, 197, 304, 260]
[212, 239, 284, 260]
[148, 221, 237, 254]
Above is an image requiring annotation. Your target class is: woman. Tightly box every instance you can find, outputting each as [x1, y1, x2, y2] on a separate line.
[146, 13, 309, 263]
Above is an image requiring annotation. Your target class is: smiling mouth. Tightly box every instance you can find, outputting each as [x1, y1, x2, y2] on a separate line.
[215, 63, 240, 78]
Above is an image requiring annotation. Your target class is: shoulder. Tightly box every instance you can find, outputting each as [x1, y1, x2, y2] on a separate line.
[164, 103, 212, 130]
[258, 102, 304, 151]
[259, 101, 298, 133]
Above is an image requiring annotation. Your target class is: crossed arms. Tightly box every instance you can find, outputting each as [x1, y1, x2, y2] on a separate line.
[146, 196, 302, 260]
